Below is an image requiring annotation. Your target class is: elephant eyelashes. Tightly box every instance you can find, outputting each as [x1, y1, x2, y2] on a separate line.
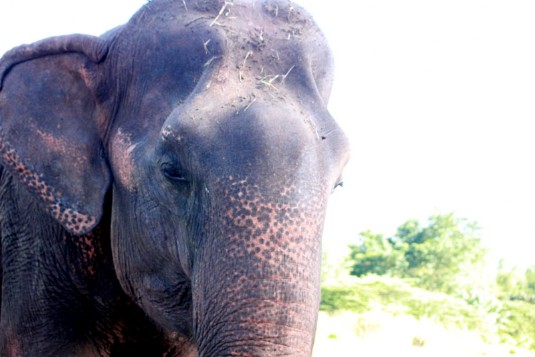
[161, 162, 188, 183]
[332, 178, 344, 193]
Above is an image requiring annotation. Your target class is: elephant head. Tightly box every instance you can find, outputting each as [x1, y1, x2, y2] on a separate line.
[0, 0, 349, 355]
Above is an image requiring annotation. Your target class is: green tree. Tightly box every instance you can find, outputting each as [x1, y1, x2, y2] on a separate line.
[496, 260, 525, 299]
[525, 266, 535, 301]
[348, 214, 487, 294]
[496, 263, 535, 304]
[348, 230, 407, 277]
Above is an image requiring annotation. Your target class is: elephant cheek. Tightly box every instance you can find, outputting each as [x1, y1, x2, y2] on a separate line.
[192, 178, 326, 355]
[109, 128, 138, 191]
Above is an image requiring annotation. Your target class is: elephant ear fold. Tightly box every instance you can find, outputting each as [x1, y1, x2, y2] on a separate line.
[0, 35, 111, 235]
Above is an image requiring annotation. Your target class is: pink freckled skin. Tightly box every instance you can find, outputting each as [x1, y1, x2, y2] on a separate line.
[0, 137, 97, 234]
[190, 174, 329, 356]
[37, 130, 70, 156]
[110, 129, 138, 191]
[35, 129, 91, 172]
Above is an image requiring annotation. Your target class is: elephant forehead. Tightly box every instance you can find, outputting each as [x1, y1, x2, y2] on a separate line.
[121, 0, 332, 145]
[124, 0, 325, 85]
[141, 0, 312, 31]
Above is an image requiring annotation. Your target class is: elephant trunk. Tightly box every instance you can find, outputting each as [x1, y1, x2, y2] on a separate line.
[191, 177, 326, 356]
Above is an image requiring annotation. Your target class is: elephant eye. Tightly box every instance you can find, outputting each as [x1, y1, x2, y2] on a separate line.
[161, 162, 188, 183]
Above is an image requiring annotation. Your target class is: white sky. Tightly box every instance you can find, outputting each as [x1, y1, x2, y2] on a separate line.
[1, 0, 534, 268]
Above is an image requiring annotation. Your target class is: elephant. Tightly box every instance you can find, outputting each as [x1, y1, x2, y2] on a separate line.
[0, 0, 349, 356]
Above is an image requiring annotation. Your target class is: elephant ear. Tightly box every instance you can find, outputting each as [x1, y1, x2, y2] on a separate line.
[0, 35, 111, 235]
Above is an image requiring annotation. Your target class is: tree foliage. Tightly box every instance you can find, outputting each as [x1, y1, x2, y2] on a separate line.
[348, 230, 407, 277]
[322, 213, 535, 351]
[348, 214, 487, 294]
[496, 260, 535, 304]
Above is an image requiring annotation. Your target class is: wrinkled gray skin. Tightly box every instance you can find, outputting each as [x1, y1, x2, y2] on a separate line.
[0, 0, 349, 356]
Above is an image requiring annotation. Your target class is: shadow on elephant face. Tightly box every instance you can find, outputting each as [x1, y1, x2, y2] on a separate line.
[0, 0, 349, 355]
